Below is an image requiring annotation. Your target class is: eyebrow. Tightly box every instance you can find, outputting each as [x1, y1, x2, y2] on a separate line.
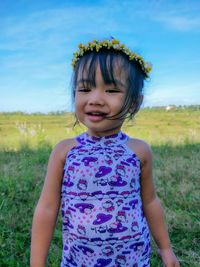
[77, 78, 126, 88]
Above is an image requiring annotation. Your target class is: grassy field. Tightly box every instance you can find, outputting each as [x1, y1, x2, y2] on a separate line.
[0, 107, 200, 266]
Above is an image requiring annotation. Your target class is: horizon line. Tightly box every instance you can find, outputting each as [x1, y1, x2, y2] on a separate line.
[0, 104, 199, 115]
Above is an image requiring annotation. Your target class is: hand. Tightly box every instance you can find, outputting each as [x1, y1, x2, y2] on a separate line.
[158, 248, 180, 267]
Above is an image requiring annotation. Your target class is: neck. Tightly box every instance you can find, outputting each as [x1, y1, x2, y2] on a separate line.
[87, 126, 122, 137]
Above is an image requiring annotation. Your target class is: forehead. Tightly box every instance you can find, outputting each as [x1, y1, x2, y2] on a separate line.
[76, 54, 128, 87]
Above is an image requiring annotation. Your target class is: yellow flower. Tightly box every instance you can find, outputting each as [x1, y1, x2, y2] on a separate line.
[129, 54, 135, 60]
[112, 39, 120, 45]
[78, 43, 83, 49]
[71, 38, 152, 76]
[95, 45, 100, 52]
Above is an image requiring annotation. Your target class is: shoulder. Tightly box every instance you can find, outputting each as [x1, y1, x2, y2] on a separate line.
[50, 137, 78, 165]
[126, 137, 152, 166]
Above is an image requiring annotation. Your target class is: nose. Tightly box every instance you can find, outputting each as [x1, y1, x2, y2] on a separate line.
[88, 90, 105, 106]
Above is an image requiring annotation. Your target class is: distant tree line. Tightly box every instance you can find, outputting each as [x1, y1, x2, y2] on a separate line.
[0, 105, 199, 115]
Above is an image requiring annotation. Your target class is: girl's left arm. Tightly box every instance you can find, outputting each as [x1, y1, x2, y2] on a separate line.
[139, 142, 180, 267]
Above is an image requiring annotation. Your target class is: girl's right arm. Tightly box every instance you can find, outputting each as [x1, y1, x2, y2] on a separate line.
[30, 139, 75, 267]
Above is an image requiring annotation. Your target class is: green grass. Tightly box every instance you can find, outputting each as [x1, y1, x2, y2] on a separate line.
[0, 107, 200, 266]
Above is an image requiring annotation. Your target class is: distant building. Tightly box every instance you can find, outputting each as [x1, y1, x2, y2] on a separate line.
[165, 105, 176, 111]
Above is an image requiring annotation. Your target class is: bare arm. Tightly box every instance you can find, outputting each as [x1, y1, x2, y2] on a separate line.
[140, 145, 171, 249]
[30, 140, 74, 267]
[128, 139, 179, 266]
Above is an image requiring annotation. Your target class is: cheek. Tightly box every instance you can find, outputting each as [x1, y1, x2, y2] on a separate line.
[74, 92, 79, 103]
[113, 96, 125, 109]
[75, 94, 83, 109]
[74, 99, 82, 118]
[74, 100, 79, 114]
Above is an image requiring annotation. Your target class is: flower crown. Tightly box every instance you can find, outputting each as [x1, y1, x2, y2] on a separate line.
[71, 38, 152, 77]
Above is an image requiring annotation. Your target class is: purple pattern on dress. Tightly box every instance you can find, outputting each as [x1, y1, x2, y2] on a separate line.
[74, 203, 94, 213]
[95, 166, 112, 178]
[94, 258, 112, 267]
[93, 213, 113, 225]
[82, 157, 98, 166]
[61, 131, 151, 267]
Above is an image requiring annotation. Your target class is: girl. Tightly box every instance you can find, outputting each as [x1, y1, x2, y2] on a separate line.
[31, 38, 180, 267]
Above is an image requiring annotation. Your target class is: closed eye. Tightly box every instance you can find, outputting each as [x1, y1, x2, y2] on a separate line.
[77, 88, 91, 92]
[106, 89, 121, 93]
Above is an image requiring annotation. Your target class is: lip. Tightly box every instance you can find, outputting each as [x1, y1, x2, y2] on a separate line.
[86, 110, 107, 115]
[86, 113, 106, 122]
[85, 111, 108, 122]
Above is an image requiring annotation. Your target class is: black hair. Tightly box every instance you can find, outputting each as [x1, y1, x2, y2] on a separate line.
[72, 48, 146, 120]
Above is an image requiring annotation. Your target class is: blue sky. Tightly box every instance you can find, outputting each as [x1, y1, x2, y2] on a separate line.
[0, 0, 200, 113]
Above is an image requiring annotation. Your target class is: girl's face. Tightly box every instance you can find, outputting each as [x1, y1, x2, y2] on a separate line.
[75, 64, 127, 136]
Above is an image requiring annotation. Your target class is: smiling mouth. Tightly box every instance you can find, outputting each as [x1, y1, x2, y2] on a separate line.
[86, 112, 107, 117]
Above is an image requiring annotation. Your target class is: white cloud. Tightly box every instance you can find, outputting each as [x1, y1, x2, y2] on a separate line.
[125, 0, 200, 32]
[1, 6, 125, 47]
[154, 15, 200, 32]
[144, 82, 200, 107]
[1, 1, 199, 112]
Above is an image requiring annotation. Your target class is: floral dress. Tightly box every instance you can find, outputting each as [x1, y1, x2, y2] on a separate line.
[61, 131, 151, 267]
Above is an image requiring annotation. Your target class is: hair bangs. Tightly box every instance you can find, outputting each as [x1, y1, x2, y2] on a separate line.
[74, 50, 126, 91]
[72, 49, 146, 121]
